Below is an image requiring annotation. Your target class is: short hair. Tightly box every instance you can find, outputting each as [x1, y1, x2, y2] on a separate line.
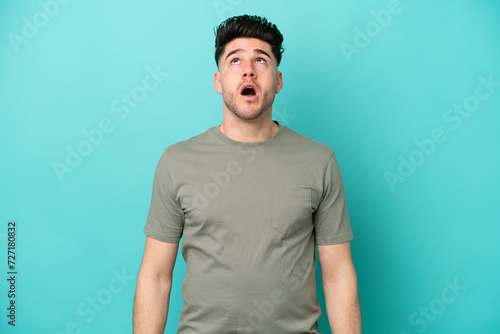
[214, 15, 284, 68]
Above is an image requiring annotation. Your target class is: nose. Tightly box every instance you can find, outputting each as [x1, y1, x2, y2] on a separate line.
[242, 63, 256, 79]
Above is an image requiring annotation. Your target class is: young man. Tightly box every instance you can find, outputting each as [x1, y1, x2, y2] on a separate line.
[133, 15, 361, 334]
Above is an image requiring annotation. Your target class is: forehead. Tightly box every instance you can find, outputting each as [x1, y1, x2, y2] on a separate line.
[224, 38, 273, 56]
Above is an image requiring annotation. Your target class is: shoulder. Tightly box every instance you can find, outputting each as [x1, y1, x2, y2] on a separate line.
[162, 127, 214, 158]
[283, 126, 336, 162]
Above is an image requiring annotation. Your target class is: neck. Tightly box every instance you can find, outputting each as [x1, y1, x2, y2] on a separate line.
[219, 117, 278, 143]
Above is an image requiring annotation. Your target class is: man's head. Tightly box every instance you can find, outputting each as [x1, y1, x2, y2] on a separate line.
[213, 15, 284, 122]
[214, 15, 284, 69]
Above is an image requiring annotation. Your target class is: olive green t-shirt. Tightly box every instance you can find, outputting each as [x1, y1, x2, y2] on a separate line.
[144, 120, 354, 333]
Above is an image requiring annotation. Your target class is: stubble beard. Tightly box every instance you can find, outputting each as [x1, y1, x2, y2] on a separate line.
[223, 90, 275, 121]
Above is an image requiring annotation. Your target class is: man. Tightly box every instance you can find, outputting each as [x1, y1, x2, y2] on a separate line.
[133, 15, 361, 333]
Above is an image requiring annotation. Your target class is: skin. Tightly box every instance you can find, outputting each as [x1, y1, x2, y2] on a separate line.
[318, 241, 362, 333]
[133, 237, 178, 334]
[214, 37, 283, 143]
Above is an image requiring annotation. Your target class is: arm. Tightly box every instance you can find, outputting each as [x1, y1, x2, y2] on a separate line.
[317, 241, 361, 334]
[133, 236, 179, 334]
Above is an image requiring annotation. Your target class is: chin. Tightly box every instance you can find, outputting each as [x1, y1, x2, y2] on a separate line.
[234, 109, 264, 121]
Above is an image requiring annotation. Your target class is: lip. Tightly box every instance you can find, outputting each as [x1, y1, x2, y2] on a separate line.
[239, 83, 258, 100]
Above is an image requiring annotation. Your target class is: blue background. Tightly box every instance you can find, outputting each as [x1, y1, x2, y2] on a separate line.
[1, 0, 499, 333]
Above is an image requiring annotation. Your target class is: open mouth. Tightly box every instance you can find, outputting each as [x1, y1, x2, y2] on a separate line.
[240, 84, 257, 97]
[241, 87, 256, 96]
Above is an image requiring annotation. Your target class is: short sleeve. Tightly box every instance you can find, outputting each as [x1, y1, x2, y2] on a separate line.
[143, 148, 184, 243]
[313, 151, 354, 245]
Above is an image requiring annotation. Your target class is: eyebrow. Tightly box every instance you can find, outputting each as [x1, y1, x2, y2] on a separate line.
[225, 48, 272, 62]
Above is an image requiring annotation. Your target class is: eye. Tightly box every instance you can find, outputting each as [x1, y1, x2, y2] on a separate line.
[230, 58, 240, 64]
[256, 58, 267, 63]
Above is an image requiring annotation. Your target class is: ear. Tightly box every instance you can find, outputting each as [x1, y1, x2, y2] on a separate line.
[214, 72, 222, 94]
[275, 71, 283, 94]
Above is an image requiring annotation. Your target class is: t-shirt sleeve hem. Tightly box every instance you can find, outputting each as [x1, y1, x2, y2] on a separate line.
[315, 232, 354, 246]
[143, 226, 182, 243]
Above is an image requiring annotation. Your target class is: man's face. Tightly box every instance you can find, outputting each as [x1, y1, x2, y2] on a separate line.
[214, 38, 283, 121]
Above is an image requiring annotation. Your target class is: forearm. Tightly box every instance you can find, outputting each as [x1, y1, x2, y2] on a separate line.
[323, 274, 361, 334]
[133, 275, 172, 334]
